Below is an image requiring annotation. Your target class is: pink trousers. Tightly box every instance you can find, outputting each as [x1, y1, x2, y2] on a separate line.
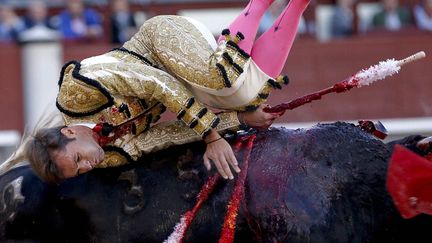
[218, 0, 310, 77]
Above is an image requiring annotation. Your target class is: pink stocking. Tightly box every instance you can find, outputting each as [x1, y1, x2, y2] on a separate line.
[217, 0, 275, 53]
[251, 0, 310, 77]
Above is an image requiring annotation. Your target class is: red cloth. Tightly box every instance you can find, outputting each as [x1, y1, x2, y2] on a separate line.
[387, 145, 432, 219]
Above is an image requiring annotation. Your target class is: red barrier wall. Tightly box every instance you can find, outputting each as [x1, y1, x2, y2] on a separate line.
[272, 33, 432, 123]
[0, 43, 24, 131]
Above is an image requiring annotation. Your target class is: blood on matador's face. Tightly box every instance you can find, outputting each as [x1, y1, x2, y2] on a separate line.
[51, 125, 105, 179]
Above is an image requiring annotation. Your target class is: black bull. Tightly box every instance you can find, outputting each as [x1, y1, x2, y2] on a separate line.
[1, 122, 431, 242]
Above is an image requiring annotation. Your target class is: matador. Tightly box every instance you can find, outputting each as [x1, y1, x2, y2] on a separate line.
[20, 0, 310, 184]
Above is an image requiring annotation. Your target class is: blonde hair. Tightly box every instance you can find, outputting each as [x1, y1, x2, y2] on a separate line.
[0, 104, 64, 178]
[25, 125, 74, 184]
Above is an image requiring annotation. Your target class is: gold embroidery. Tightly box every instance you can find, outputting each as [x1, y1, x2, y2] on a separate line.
[196, 112, 218, 135]
[96, 150, 129, 168]
[122, 111, 240, 160]
[57, 63, 111, 115]
[109, 49, 149, 66]
[232, 75, 289, 111]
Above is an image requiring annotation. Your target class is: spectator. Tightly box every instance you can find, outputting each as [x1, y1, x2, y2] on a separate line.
[331, 0, 355, 38]
[57, 0, 103, 40]
[110, 0, 137, 44]
[414, 0, 432, 31]
[0, 4, 25, 42]
[22, 0, 55, 30]
[372, 0, 412, 31]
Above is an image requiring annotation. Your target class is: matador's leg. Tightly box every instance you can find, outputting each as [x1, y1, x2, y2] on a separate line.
[251, 0, 310, 77]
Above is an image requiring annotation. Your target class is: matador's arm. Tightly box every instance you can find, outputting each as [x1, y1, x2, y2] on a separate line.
[83, 62, 236, 139]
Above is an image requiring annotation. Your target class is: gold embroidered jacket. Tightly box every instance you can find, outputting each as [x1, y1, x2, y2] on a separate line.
[56, 15, 287, 167]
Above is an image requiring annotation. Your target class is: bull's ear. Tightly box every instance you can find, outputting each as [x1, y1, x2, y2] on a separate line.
[60, 127, 77, 138]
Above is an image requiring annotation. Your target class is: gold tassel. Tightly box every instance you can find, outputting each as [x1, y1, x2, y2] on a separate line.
[276, 75, 290, 86]
[221, 29, 232, 41]
[233, 32, 245, 44]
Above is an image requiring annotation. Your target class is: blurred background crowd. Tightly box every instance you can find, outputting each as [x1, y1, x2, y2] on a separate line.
[0, 0, 141, 44]
[0, 0, 431, 44]
[0, 0, 431, 162]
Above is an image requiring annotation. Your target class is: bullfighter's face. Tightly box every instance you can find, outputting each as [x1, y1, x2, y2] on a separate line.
[51, 125, 105, 179]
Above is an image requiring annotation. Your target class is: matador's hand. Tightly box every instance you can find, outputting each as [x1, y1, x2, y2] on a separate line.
[239, 104, 284, 130]
[203, 130, 240, 179]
